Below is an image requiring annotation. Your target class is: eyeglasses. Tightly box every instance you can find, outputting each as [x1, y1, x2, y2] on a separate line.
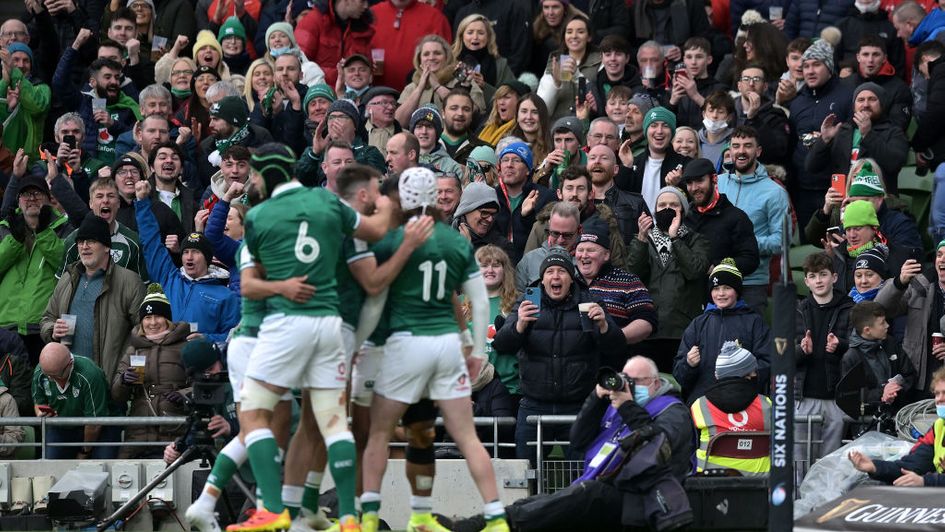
[476, 209, 497, 220]
[739, 76, 765, 84]
[0, 31, 27, 39]
[547, 229, 576, 240]
[500, 156, 525, 165]
[18, 190, 45, 200]
[368, 100, 398, 108]
[327, 113, 353, 121]
[171, 69, 194, 77]
[116, 169, 141, 177]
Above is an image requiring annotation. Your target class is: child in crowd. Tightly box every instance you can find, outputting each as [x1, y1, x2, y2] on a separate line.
[841, 301, 916, 415]
[795, 252, 854, 467]
[673, 259, 772, 403]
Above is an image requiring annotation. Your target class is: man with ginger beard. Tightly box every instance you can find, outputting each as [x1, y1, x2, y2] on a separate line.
[441, 90, 487, 164]
[588, 144, 649, 245]
[682, 157, 760, 280]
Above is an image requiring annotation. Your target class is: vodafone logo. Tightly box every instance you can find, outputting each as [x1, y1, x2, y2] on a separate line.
[728, 410, 749, 428]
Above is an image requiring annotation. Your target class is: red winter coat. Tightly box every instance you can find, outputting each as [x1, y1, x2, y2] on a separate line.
[294, 0, 375, 87]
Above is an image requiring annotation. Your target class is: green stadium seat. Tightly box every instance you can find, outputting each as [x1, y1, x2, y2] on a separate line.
[789, 244, 819, 270]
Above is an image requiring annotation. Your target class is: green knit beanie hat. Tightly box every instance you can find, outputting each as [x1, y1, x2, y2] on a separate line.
[218, 16, 246, 43]
[842, 200, 880, 229]
[847, 162, 885, 197]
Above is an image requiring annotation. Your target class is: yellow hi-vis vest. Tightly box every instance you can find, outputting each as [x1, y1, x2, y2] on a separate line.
[691, 394, 772, 475]
[934, 418, 945, 474]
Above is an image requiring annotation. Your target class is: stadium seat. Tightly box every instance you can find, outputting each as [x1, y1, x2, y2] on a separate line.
[788, 244, 819, 270]
[703, 431, 771, 473]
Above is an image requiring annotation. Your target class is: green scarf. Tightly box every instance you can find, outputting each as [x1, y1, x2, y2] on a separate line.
[171, 87, 192, 99]
[215, 122, 250, 154]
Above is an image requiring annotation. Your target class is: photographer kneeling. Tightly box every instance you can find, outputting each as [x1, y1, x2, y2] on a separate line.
[468, 356, 695, 531]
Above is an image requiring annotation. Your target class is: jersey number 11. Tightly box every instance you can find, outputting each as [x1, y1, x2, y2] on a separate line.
[419, 260, 447, 301]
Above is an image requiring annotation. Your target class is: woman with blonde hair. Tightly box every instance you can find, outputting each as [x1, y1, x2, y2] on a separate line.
[452, 13, 516, 105]
[395, 35, 487, 127]
[474, 245, 521, 400]
[672, 126, 702, 159]
[478, 82, 529, 146]
[510, 93, 552, 166]
[164, 57, 196, 112]
[243, 58, 275, 113]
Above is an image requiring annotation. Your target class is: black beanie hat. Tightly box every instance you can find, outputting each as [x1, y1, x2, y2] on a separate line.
[140, 283, 173, 321]
[853, 247, 888, 278]
[181, 232, 214, 264]
[76, 213, 112, 248]
[578, 218, 610, 250]
[709, 258, 743, 295]
[539, 248, 574, 279]
[181, 339, 221, 373]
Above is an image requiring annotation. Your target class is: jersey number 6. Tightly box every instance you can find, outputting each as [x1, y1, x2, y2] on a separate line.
[295, 221, 321, 263]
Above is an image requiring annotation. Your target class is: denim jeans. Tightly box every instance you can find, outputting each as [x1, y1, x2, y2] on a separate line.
[44, 425, 122, 459]
[514, 397, 583, 464]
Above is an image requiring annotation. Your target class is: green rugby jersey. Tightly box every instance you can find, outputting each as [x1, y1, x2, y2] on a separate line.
[32, 355, 113, 418]
[336, 235, 373, 328]
[372, 221, 479, 336]
[244, 183, 359, 317]
[235, 242, 265, 337]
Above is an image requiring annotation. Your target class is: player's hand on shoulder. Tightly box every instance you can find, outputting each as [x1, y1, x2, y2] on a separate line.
[404, 215, 434, 248]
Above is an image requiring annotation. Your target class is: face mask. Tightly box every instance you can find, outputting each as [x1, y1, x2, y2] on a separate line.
[855, 0, 879, 13]
[702, 118, 728, 134]
[633, 384, 651, 406]
[937, 404, 945, 419]
[270, 46, 291, 57]
[721, 160, 734, 174]
[654, 208, 676, 232]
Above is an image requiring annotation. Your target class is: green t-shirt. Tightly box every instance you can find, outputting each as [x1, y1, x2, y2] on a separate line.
[243, 183, 360, 317]
[372, 221, 479, 335]
[31, 356, 113, 417]
[482, 296, 520, 395]
[235, 242, 265, 337]
[336, 236, 373, 327]
[509, 193, 523, 213]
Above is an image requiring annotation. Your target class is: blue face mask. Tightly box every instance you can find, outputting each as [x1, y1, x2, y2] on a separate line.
[633, 384, 651, 407]
[270, 46, 291, 57]
[937, 404, 945, 419]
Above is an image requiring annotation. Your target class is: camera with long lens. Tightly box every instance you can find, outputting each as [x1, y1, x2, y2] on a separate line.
[597, 367, 634, 392]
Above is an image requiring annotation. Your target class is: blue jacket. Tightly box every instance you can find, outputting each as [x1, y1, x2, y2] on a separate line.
[135, 198, 240, 343]
[716, 164, 791, 286]
[788, 76, 854, 190]
[205, 198, 241, 297]
[908, 8, 945, 47]
[673, 301, 772, 404]
[785, 0, 853, 39]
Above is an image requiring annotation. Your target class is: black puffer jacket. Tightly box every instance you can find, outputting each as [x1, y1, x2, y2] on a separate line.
[673, 302, 772, 403]
[493, 284, 627, 404]
[795, 291, 854, 398]
[912, 56, 945, 167]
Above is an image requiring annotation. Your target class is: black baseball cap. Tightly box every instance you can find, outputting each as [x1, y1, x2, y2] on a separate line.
[681, 158, 716, 183]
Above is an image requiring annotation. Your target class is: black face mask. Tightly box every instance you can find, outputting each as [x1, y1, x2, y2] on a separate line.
[654, 208, 676, 232]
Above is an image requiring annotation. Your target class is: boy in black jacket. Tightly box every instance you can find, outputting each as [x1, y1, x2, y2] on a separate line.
[795, 252, 854, 465]
[840, 301, 917, 416]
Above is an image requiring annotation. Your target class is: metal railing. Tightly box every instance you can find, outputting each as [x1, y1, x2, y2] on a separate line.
[524, 414, 826, 495]
[0, 413, 825, 496]
[0, 416, 186, 459]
